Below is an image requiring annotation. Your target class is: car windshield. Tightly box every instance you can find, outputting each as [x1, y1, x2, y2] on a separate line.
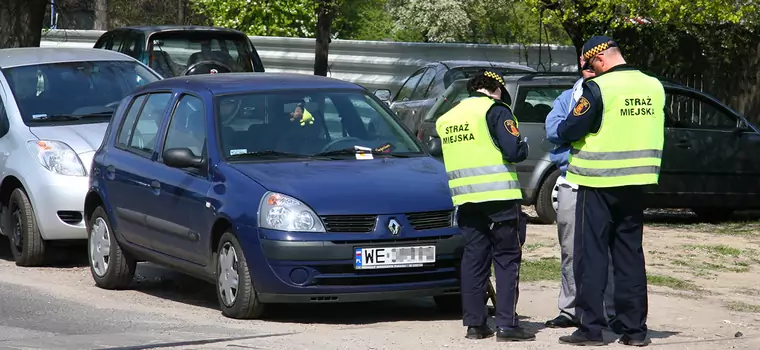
[217, 89, 423, 159]
[149, 31, 258, 77]
[443, 66, 533, 88]
[2, 60, 160, 125]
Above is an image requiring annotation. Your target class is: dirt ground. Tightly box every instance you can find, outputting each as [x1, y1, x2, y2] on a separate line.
[1, 209, 759, 349]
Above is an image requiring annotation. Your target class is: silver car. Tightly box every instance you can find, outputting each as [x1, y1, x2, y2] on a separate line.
[0, 48, 162, 266]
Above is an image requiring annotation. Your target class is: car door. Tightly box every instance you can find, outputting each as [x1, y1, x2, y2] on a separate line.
[103, 92, 173, 249]
[657, 86, 757, 208]
[390, 67, 426, 126]
[149, 93, 213, 265]
[400, 67, 439, 131]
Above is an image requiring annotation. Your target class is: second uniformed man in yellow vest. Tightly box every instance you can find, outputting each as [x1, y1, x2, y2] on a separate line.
[555, 36, 665, 347]
[435, 70, 534, 342]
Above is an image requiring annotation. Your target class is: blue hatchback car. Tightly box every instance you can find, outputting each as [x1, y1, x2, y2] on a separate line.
[84, 73, 464, 319]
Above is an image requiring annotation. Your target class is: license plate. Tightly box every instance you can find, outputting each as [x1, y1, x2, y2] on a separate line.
[354, 245, 436, 270]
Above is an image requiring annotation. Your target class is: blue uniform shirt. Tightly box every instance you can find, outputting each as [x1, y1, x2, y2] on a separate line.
[545, 78, 584, 177]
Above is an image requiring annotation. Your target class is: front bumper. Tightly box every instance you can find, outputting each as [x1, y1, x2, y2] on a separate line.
[238, 225, 464, 303]
[27, 174, 90, 240]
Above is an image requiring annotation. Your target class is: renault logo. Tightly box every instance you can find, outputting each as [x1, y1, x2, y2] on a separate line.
[387, 218, 401, 235]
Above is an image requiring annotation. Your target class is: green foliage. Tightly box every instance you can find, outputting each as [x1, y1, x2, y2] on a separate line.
[188, 0, 318, 37]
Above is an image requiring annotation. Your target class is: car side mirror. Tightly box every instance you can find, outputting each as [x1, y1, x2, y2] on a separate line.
[374, 89, 391, 102]
[427, 137, 442, 158]
[163, 148, 203, 169]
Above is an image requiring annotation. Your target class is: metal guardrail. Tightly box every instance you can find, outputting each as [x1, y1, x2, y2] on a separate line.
[39, 29, 578, 94]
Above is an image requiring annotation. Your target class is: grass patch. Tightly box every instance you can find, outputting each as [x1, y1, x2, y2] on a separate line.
[647, 274, 701, 291]
[725, 301, 760, 313]
[683, 244, 743, 257]
[735, 288, 760, 296]
[523, 243, 544, 253]
[520, 257, 561, 282]
[669, 257, 749, 275]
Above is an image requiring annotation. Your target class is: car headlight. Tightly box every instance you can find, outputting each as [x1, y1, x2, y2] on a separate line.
[452, 206, 459, 227]
[26, 140, 86, 176]
[258, 192, 326, 232]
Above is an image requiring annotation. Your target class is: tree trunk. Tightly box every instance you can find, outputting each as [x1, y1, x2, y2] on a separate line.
[314, 0, 337, 76]
[0, 0, 48, 48]
[94, 0, 108, 30]
[177, 0, 186, 25]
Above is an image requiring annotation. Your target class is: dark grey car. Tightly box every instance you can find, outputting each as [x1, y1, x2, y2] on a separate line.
[419, 72, 760, 224]
[374, 61, 535, 132]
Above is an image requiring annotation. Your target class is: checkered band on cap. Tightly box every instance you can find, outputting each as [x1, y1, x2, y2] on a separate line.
[483, 71, 505, 86]
[583, 42, 610, 60]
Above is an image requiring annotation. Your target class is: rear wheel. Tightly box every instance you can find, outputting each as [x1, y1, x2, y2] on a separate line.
[216, 232, 266, 319]
[7, 188, 47, 267]
[534, 169, 561, 224]
[692, 208, 735, 223]
[88, 206, 136, 289]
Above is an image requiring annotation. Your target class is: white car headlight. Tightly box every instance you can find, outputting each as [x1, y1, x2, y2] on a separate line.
[258, 192, 326, 232]
[26, 140, 86, 177]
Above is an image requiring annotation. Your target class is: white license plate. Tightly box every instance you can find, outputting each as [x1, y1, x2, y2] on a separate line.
[354, 245, 436, 270]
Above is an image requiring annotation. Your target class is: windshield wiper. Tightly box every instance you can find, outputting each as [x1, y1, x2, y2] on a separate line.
[30, 112, 113, 122]
[227, 150, 307, 159]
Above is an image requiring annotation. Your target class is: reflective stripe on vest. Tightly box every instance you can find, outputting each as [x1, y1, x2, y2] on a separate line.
[566, 69, 665, 188]
[435, 96, 522, 205]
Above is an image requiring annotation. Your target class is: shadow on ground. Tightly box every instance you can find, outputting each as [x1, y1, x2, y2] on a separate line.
[644, 209, 760, 225]
[0, 236, 88, 267]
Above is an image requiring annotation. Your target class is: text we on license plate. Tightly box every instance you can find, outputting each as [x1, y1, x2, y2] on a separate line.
[354, 245, 436, 269]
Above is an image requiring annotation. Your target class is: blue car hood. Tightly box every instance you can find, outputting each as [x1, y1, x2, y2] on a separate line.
[229, 157, 454, 215]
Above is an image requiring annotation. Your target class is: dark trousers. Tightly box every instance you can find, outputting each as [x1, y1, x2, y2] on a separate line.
[458, 200, 526, 329]
[573, 185, 648, 341]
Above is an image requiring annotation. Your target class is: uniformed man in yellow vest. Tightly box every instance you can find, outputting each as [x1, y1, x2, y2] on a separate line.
[555, 36, 664, 347]
[435, 70, 534, 342]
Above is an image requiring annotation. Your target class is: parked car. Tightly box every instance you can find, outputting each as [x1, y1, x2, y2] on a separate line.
[373, 61, 536, 131]
[0, 47, 162, 266]
[94, 25, 266, 78]
[421, 72, 760, 223]
[84, 73, 464, 319]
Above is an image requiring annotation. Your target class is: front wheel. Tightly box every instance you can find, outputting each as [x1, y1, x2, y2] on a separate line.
[216, 232, 266, 319]
[7, 188, 47, 266]
[534, 169, 561, 224]
[434, 294, 462, 313]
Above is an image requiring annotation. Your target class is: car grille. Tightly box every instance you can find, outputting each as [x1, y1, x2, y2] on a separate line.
[321, 215, 377, 233]
[312, 259, 461, 286]
[406, 210, 453, 230]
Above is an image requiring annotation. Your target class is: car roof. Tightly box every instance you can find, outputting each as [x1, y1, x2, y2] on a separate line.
[108, 25, 248, 36]
[436, 60, 536, 72]
[0, 47, 137, 68]
[133, 72, 365, 95]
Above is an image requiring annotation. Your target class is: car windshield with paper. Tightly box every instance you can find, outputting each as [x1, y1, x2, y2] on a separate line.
[216, 89, 423, 159]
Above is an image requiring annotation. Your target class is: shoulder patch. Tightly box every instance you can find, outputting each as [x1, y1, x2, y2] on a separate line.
[504, 119, 520, 137]
[573, 96, 591, 116]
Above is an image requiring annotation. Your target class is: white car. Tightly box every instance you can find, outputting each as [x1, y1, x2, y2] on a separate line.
[0, 47, 162, 266]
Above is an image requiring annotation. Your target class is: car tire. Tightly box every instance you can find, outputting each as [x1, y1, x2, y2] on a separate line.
[216, 232, 265, 319]
[692, 208, 735, 223]
[434, 294, 462, 313]
[88, 206, 136, 289]
[534, 169, 561, 225]
[7, 188, 47, 267]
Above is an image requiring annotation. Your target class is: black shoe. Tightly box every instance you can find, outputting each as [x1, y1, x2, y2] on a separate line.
[619, 335, 651, 347]
[558, 333, 605, 346]
[496, 327, 536, 342]
[545, 315, 576, 328]
[465, 325, 494, 339]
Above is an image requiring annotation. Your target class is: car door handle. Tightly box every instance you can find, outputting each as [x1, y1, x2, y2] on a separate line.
[675, 140, 692, 149]
[106, 165, 115, 173]
[150, 181, 161, 190]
